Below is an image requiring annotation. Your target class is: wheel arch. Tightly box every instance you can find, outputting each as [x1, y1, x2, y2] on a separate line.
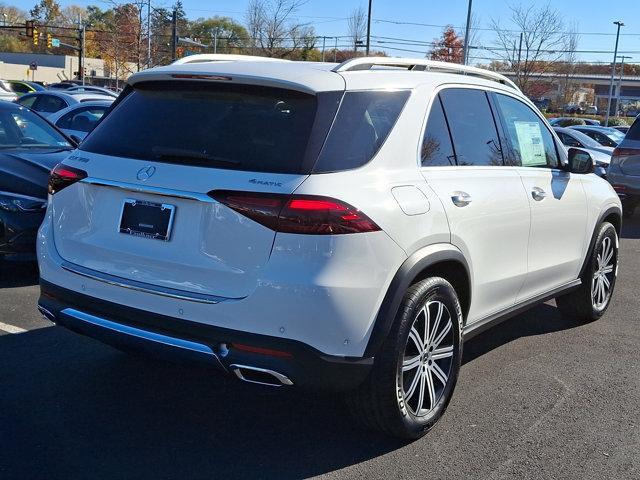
[364, 244, 471, 358]
[579, 205, 622, 279]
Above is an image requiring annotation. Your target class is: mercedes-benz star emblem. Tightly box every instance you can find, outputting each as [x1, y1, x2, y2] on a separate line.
[136, 166, 156, 181]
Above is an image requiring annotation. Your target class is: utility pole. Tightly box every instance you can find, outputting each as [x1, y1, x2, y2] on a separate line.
[334, 36, 337, 62]
[212, 27, 218, 54]
[606, 21, 624, 126]
[76, 15, 85, 84]
[147, 0, 151, 68]
[171, 9, 177, 61]
[462, 0, 473, 65]
[365, 0, 372, 56]
[321, 36, 326, 62]
[616, 55, 632, 114]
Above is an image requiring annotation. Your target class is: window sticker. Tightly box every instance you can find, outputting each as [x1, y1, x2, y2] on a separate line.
[514, 121, 546, 166]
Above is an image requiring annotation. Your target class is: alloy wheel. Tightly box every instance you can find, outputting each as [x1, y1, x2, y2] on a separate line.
[592, 236, 616, 310]
[400, 300, 454, 417]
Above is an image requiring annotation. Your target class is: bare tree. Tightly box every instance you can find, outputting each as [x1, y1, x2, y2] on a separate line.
[347, 6, 366, 53]
[558, 26, 580, 108]
[245, 0, 309, 58]
[490, 4, 569, 95]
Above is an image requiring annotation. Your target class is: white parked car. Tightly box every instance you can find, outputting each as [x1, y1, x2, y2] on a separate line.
[553, 126, 613, 177]
[46, 101, 113, 141]
[0, 80, 18, 102]
[37, 56, 622, 439]
[16, 91, 113, 117]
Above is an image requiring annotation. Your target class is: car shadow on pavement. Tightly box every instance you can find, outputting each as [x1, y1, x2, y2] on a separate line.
[0, 301, 585, 480]
[0, 261, 38, 288]
[462, 302, 582, 365]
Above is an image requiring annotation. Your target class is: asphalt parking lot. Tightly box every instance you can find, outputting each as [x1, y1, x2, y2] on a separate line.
[0, 217, 639, 480]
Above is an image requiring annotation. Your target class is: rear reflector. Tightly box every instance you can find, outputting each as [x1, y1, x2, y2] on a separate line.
[209, 190, 380, 235]
[48, 164, 87, 195]
[231, 343, 293, 358]
[612, 184, 627, 193]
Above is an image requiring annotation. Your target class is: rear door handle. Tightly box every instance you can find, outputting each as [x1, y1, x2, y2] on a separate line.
[451, 191, 472, 207]
[531, 187, 547, 201]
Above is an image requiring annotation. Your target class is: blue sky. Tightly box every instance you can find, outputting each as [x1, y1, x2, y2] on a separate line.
[53, 0, 640, 63]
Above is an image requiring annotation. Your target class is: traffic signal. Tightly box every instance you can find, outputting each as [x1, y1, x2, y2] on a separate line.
[47, 33, 52, 49]
[32, 26, 38, 46]
[25, 20, 34, 37]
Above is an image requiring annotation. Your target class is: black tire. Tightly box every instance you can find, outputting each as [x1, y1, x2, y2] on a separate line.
[556, 222, 618, 323]
[346, 277, 463, 439]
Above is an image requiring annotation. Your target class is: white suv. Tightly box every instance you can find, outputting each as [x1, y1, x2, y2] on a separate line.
[37, 56, 622, 439]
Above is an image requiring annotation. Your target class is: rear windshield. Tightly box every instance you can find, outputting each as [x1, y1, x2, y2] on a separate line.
[625, 118, 640, 144]
[80, 82, 320, 174]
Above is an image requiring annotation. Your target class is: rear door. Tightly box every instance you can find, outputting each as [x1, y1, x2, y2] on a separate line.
[51, 81, 336, 300]
[491, 92, 588, 300]
[421, 87, 531, 323]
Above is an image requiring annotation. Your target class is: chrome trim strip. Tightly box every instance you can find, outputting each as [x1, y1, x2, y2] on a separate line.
[81, 177, 214, 203]
[230, 364, 294, 387]
[61, 307, 216, 356]
[60, 261, 232, 304]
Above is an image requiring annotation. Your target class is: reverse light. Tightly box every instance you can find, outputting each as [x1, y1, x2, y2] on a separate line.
[209, 191, 380, 235]
[48, 164, 87, 195]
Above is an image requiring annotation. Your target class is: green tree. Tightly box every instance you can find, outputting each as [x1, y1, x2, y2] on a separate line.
[189, 16, 249, 52]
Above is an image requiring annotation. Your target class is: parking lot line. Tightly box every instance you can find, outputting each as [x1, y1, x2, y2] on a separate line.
[0, 321, 27, 334]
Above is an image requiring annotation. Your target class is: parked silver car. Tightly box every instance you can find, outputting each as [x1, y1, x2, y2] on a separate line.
[553, 126, 612, 177]
[46, 101, 113, 141]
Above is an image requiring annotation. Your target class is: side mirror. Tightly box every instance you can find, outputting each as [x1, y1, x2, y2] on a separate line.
[567, 147, 594, 174]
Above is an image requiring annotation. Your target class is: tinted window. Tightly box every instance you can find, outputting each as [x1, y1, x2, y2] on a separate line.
[313, 90, 409, 172]
[0, 108, 71, 149]
[439, 89, 503, 166]
[35, 95, 68, 113]
[82, 82, 319, 173]
[10, 82, 30, 94]
[17, 96, 36, 108]
[557, 131, 581, 148]
[421, 96, 455, 166]
[57, 106, 108, 132]
[626, 118, 640, 142]
[494, 93, 559, 168]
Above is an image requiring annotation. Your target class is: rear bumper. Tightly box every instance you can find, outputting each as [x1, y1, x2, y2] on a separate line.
[606, 171, 640, 199]
[39, 280, 373, 391]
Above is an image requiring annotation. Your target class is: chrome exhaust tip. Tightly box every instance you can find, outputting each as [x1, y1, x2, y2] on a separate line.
[230, 364, 293, 387]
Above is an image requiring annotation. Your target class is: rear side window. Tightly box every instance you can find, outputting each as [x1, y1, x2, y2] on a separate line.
[18, 96, 36, 108]
[313, 90, 410, 172]
[557, 131, 581, 148]
[439, 89, 503, 166]
[36, 95, 67, 113]
[421, 96, 455, 166]
[81, 82, 320, 174]
[57, 106, 108, 132]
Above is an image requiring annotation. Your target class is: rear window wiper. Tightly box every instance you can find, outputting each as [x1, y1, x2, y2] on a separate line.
[152, 147, 240, 165]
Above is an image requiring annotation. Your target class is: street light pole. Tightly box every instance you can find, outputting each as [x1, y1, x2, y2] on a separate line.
[365, 0, 372, 56]
[462, 0, 473, 65]
[605, 21, 624, 126]
[616, 55, 632, 113]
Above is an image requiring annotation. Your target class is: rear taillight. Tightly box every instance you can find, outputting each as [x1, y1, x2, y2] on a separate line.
[48, 164, 87, 195]
[209, 190, 380, 234]
[612, 147, 637, 158]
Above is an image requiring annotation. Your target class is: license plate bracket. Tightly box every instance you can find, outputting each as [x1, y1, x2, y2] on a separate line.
[118, 199, 175, 241]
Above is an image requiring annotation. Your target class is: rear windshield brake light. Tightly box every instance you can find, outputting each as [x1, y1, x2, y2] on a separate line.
[209, 190, 380, 235]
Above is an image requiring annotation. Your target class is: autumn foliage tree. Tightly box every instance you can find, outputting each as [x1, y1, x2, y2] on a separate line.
[429, 26, 464, 64]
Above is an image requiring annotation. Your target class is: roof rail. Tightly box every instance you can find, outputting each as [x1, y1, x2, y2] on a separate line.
[172, 54, 290, 65]
[332, 57, 519, 91]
